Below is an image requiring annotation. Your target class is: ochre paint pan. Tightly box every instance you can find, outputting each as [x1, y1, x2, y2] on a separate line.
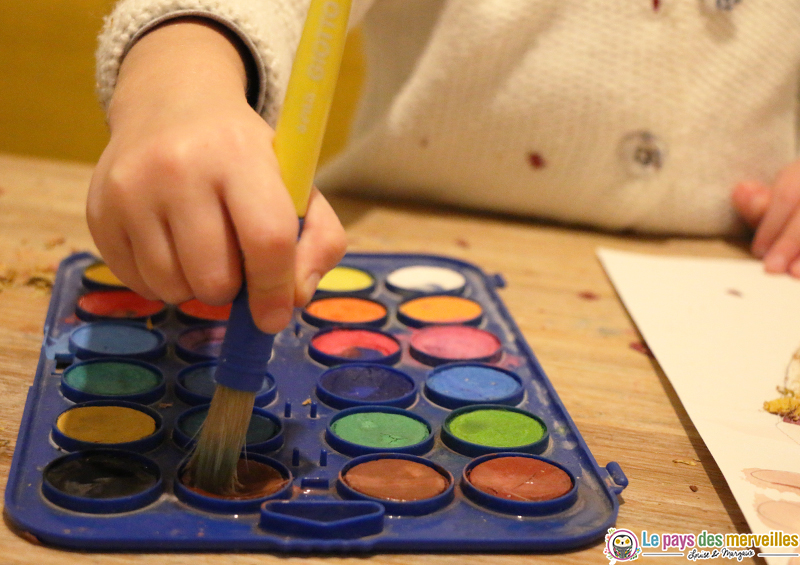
[337, 453, 454, 516]
[461, 453, 578, 515]
[52, 400, 164, 453]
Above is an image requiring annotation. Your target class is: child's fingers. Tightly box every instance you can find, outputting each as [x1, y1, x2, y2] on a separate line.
[168, 191, 242, 306]
[125, 209, 194, 304]
[225, 167, 300, 334]
[752, 162, 800, 258]
[87, 168, 160, 300]
[763, 211, 800, 275]
[87, 217, 159, 300]
[732, 181, 771, 229]
[294, 188, 348, 306]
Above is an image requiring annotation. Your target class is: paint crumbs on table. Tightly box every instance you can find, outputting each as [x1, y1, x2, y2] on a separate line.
[727, 288, 743, 298]
[689, 485, 699, 492]
[673, 459, 699, 466]
[455, 238, 470, 248]
[629, 341, 654, 358]
[577, 291, 600, 300]
[764, 389, 800, 422]
[527, 152, 546, 169]
[44, 236, 66, 250]
[0, 264, 56, 293]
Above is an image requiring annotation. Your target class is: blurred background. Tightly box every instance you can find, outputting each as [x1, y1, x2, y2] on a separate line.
[0, 0, 363, 164]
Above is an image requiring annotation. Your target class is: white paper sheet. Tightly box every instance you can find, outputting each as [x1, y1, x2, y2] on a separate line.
[597, 248, 800, 565]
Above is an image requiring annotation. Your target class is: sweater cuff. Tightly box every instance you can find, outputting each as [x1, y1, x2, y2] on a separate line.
[96, 1, 284, 123]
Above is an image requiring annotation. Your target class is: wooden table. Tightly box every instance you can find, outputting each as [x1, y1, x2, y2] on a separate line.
[0, 153, 761, 564]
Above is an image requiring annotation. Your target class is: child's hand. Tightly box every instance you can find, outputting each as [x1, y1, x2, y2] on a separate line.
[732, 160, 800, 277]
[87, 18, 347, 333]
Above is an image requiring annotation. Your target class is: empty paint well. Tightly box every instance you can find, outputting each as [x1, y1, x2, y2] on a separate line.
[409, 325, 502, 366]
[52, 401, 164, 453]
[326, 406, 434, 456]
[386, 265, 466, 296]
[316, 364, 416, 409]
[81, 262, 126, 290]
[338, 454, 454, 516]
[309, 327, 401, 366]
[302, 297, 388, 328]
[176, 453, 291, 513]
[424, 363, 523, 409]
[176, 299, 232, 323]
[175, 324, 227, 362]
[61, 358, 165, 404]
[175, 361, 276, 406]
[69, 321, 166, 361]
[76, 290, 167, 323]
[397, 295, 483, 327]
[441, 405, 548, 457]
[42, 449, 162, 514]
[462, 453, 577, 515]
[173, 405, 283, 453]
[316, 265, 376, 295]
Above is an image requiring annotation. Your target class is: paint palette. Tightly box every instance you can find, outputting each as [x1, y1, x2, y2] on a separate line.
[5, 252, 628, 552]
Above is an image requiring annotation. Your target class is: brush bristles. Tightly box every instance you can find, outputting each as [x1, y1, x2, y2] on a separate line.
[185, 384, 255, 495]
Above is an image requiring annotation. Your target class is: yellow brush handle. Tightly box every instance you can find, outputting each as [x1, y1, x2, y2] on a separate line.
[273, 0, 353, 217]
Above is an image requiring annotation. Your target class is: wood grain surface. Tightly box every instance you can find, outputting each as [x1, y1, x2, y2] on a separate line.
[0, 153, 763, 564]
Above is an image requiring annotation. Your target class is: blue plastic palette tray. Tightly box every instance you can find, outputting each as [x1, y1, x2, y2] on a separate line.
[5, 251, 627, 552]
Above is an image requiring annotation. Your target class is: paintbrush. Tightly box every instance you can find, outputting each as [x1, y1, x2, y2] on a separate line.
[186, 0, 353, 495]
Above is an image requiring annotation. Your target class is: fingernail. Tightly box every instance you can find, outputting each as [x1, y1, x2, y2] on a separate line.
[302, 273, 321, 304]
[764, 252, 788, 273]
[752, 239, 768, 258]
[259, 306, 294, 334]
[750, 192, 769, 217]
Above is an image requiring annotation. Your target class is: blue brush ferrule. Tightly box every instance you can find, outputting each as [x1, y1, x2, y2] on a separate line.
[214, 283, 274, 393]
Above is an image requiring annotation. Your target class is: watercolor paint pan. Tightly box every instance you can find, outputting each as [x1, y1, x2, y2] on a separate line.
[5, 251, 627, 552]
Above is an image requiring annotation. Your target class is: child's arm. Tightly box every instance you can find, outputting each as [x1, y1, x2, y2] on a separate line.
[732, 160, 800, 277]
[87, 17, 347, 333]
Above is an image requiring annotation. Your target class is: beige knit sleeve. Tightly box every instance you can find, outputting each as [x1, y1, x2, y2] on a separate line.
[96, 0, 374, 126]
[95, 0, 313, 126]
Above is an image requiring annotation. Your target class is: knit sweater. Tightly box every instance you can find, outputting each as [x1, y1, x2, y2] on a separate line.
[97, 0, 800, 235]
